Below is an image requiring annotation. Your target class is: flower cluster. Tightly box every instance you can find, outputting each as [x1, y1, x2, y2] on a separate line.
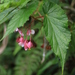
[15, 28, 35, 51]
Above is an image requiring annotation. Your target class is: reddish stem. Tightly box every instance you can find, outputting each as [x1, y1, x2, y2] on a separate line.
[36, 16, 44, 19]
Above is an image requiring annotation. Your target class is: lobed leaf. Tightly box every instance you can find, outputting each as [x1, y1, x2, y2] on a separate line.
[43, 1, 71, 73]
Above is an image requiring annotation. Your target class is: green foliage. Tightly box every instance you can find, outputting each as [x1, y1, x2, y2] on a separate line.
[14, 48, 42, 75]
[19, 0, 31, 8]
[0, 65, 7, 75]
[37, 50, 58, 75]
[43, 0, 59, 4]
[71, 68, 75, 75]
[54, 70, 69, 75]
[13, 43, 22, 55]
[1, 1, 38, 40]
[68, 24, 75, 57]
[43, 1, 71, 72]
[1, 0, 14, 3]
[0, 8, 18, 24]
[0, 0, 31, 12]
[0, 0, 74, 75]
[0, 7, 15, 24]
[0, 1, 18, 12]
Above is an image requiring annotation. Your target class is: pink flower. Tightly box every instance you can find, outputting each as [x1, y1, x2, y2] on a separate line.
[27, 29, 35, 36]
[24, 40, 28, 50]
[24, 40, 33, 50]
[26, 41, 33, 49]
[15, 28, 33, 51]
[16, 36, 24, 47]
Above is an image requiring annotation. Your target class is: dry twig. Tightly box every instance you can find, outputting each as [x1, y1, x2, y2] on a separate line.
[0, 24, 8, 54]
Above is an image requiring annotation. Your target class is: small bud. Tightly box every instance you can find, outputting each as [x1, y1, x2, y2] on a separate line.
[27, 29, 35, 36]
[31, 30, 35, 35]
[16, 28, 19, 32]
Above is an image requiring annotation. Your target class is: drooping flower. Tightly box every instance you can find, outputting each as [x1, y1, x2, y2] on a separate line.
[24, 40, 28, 50]
[26, 41, 33, 49]
[16, 36, 24, 47]
[24, 40, 33, 50]
[15, 28, 34, 51]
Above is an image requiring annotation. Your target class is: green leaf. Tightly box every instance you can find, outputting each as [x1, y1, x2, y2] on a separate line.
[14, 48, 42, 75]
[45, 50, 53, 59]
[43, 0, 59, 4]
[43, 1, 71, 73]
[13, 43, 22, 55]
[0, 1, 19, 12]
[0, 65, 7, 75]
[0, 7, 15, 23]
[19, 0, 31, 8]
[37, 58, 58, 75]
[0, 8, 19, 24]
[1, 0, 14, 3]
[1, 1, 38, 40]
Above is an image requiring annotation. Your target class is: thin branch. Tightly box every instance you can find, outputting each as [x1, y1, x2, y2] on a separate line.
[63, 6, 75, 13]
[31, 16, 43, 23]
[41, 36, 47, 63]
[0, 24, 8, 54]
[37, 11, 42, 17]
[71, 0, 75, 7]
